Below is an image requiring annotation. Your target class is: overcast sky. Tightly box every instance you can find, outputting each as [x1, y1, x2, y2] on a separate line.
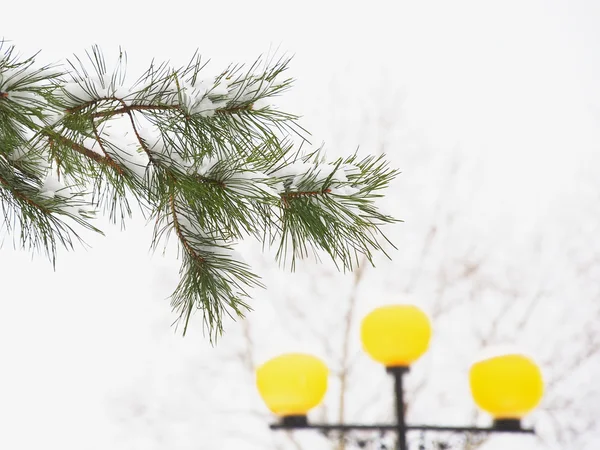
[2, 1, 599, 449]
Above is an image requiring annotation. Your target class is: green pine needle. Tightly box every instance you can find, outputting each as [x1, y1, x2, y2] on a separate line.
[0, 42, 399, 340]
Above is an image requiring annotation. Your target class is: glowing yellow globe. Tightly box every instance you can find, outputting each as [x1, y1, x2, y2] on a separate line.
[469, 354, 544, 419]
[256, 353, 328, 416]
[360, 305, 432, 367]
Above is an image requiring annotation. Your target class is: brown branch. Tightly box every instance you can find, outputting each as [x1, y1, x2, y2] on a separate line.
[65, 96, 254, 181]
[71, 97, 250, 175]
[88, 120, 126, 176]
[92, 103, 179, 117]
[51, 135, 124, 175]
[102, 102, 241, 182]
[193, 173, 227, 188]
[111, 97, 160, 167]
[93, 102, 253, 118]
[0, 92, 8, 99]
[66, 96, 252, 119]
[0, 173, 51, 214]
[215, 103, 254, 115]
[280, 188, 332, 207]
[65, 95, 246, 268]
[169, 193, 204, 263]
[282, 188, 332, 199]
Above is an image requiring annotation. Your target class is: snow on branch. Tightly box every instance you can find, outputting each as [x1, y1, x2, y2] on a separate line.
[0, 42, 398, 338]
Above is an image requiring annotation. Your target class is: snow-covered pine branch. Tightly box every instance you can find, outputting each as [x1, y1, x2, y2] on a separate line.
[0, 42, 398, 339]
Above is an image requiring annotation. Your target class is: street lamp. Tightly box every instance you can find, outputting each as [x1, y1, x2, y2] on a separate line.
[256, 305, 544, 450]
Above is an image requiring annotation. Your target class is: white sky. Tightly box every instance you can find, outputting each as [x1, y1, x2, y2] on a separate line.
[1, 1, 599, 449]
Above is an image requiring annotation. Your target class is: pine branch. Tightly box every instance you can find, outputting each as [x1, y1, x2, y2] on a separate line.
[0, 42, 399, 339]
[49, 134, 124, 174]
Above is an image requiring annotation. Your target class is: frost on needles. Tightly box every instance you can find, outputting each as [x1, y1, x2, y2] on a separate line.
[0, 43, 399, 339]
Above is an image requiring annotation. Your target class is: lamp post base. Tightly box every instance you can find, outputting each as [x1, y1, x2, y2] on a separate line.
[385, 365, 410, 375]
[281, 415, 309, 428]
[493, 419, 522, 431]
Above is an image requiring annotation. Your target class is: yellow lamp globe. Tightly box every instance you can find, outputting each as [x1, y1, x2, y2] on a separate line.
[469, 354, 544, 419]
[360, 305, 432, 367]
[256, 353, 328, 416]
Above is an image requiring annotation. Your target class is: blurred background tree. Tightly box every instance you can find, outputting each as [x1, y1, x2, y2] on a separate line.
[101, 71, 599, 450]
[2, 2, 599, 450]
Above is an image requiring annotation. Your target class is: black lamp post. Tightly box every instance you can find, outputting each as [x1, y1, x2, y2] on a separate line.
[256, 305, 543, 450]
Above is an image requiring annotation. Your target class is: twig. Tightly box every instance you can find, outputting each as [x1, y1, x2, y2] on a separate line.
[51, 134, 124, 175]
